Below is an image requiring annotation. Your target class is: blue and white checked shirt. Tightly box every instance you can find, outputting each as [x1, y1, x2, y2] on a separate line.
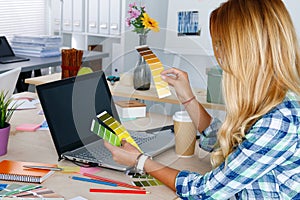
[175, 97, 300, 199]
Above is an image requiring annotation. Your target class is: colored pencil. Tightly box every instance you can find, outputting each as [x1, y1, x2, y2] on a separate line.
[89, 188, 150, 194]
[70, 176, 117, 187]
[23, 165, 63, 171]
[83, 173, 144, 190]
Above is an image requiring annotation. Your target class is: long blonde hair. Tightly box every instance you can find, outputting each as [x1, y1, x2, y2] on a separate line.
[209, 0, 300, 168]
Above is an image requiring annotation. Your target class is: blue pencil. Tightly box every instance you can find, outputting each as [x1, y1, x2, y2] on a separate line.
[70, 176, 118, 187]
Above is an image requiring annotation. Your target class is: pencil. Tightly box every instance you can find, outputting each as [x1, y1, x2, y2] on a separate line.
[83, 173, 144, 190]
[89, 188, 150, 194]
[70, 176, 117, 187]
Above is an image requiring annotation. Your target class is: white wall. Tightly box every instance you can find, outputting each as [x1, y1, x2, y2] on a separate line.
[162, 0, 226, 90]
[283, 0, 300, 40]
[164, 0, 226, 56]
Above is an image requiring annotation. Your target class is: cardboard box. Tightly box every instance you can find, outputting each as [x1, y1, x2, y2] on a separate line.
[115, 100, 146, 118]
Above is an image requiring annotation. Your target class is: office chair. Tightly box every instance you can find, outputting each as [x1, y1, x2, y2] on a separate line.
[0, 68, 21, 98]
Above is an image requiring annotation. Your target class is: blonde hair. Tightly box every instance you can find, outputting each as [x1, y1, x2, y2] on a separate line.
[209, 0, 300, 168]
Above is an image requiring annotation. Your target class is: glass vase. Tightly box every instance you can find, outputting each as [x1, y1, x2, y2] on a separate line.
[133, 34, 151, 90]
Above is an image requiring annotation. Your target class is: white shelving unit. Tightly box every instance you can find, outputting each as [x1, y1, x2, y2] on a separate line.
[50, 0, 124, 75]
[49, 0, 169, 76]
[50, 0, 121, 48]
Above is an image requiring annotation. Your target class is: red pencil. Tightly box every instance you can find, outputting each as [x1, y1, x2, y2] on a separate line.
[83, 173, 144, 190]
[89, 188, 150, 194]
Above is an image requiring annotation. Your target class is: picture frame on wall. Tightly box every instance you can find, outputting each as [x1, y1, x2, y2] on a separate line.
[177, 11, 200, 36]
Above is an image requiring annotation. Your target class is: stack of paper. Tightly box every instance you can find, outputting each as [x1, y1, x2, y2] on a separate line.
[11, 35, 62, 57]
[0, 183, 64, 199]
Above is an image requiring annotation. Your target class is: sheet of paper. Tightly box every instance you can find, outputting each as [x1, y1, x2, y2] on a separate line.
[69, 196, 88, 200]
[8, 99, 37, 110]
[79, 166, 101, 175]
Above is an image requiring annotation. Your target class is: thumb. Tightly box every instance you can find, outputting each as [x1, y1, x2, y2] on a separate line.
[104, 140, 115, 151]
[121, 139, 127, 146]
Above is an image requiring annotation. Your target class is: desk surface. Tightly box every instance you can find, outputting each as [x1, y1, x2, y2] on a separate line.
[0, 51, 109, 73]
[1, 92, 212, 200]
[25, 73, 226, 111]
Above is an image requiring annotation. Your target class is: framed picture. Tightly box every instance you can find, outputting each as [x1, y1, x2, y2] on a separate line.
[177, 11, 200, 36]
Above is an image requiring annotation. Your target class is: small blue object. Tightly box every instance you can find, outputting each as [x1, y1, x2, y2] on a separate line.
[70, 176, 117, 187]
[0, 184, 8, 191]
[106, 75, 120, 85]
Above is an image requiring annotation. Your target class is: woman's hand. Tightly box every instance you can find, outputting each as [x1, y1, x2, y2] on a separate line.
[104, 139, 141, 167]
[161, 68, 194, 103]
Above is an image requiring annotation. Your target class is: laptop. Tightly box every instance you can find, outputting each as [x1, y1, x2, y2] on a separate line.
[36, 71, 175, 171]
[0, 36, 30, 64]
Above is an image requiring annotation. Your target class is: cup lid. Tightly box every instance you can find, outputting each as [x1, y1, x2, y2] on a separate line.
[173, 111, 192, 122]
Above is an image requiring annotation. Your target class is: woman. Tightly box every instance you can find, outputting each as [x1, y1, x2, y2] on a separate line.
[105, 0, 300, 199]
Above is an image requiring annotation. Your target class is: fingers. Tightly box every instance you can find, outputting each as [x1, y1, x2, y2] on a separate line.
[161, 74, 177, 86]
[161, 67, 183, 75]
[161, 68, 180, 86]
[104, 140, 140, 167]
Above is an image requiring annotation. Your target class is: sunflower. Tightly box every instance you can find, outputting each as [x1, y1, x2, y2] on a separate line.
[141, 13, 160, 32]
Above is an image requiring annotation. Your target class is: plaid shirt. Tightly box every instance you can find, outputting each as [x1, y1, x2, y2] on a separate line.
[175, 97, 300, 200]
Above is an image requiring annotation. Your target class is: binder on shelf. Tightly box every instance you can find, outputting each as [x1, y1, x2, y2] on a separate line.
[0, 160, 55, 184]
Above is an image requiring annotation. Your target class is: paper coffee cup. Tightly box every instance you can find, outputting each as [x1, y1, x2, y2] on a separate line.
[173, 111, 197, 157]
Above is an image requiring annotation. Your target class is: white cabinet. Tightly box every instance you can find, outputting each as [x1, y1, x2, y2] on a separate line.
[51, 0, 61, 32]
[50, 0, 123, 75]
[99, 0, 110, 35]
[109, 0, 121, 35]
[73, 0, 85, 32]
[51, 0, 122, 36]
[88, 0, 99, 33]
[62, 0, 72, 32]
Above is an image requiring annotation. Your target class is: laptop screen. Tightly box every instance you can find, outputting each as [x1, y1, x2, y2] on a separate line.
[0, 36, 15, 57]
[36, 71, 120, 158]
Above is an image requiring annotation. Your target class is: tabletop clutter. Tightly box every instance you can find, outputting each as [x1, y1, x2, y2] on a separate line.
[61, 48, 83, 79]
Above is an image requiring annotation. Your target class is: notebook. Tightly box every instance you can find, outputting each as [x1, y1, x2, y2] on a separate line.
[36, 71, 175, 171]
[0, 36, 30, 64]
[0, 160, 55, 183]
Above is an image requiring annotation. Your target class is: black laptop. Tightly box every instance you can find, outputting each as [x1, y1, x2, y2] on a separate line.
[0, 36, 30, 64]
[36, 71, 175, 171]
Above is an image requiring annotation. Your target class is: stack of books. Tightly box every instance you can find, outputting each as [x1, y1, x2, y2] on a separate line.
[11, 35, 62, 57]
[0, 160, 64, 199]
[0, 160, 56, 184]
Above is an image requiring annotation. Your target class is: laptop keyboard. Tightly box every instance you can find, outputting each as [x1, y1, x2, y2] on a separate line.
[66, 132, 157, 163]
[131, 131, 157, 146]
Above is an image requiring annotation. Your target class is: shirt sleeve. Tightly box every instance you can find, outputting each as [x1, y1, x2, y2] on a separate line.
[175, 110, 298, 200]
[199, 118, 222, 152]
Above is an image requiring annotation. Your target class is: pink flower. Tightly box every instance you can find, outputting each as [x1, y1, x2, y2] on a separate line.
[129, 2, 136, 9]
[125, 18, 131, 27]
[130, 9, 141, 19]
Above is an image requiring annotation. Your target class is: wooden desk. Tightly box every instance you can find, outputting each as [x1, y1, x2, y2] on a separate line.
[0, 51, 109, 73]
[25, 73, 226, 111]
[1, 92, 212, 199]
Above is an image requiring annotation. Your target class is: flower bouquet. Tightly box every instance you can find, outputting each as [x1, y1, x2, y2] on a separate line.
[126, 2, 160, 90]
[126, 2, 160, 35]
